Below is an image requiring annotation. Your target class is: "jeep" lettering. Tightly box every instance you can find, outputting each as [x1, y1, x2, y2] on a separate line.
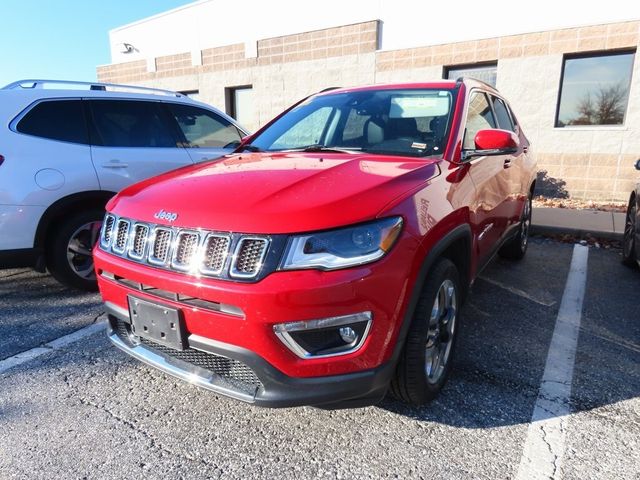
[153, 209, 178, 222]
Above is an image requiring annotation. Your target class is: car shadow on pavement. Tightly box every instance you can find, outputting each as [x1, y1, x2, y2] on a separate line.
[378, 247, 640, 428]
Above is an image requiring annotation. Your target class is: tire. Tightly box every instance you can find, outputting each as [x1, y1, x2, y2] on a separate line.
[47, 209, 104, 291]
[390, 258, 461, 405]
[499, 191, 532, 260]
[622, 196, 637, 268]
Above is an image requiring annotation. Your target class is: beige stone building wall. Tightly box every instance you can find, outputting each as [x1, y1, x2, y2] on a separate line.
[97, 20, 640, 201]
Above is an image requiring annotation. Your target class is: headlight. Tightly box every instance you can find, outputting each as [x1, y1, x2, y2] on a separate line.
[280, 217, 403, 271]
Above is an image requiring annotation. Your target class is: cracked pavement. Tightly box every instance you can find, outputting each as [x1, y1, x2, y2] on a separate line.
[1, 239, 639, 479]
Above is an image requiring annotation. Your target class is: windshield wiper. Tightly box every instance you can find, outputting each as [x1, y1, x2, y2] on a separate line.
[237, 143, 262, 152]
[285, 144, 362, 154]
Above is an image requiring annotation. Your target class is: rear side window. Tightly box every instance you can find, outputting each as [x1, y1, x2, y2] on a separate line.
[492, 96, 515, 132]
[89, 100, 177, 148]
[463, 92, 496, 150]
[17, 100, 88, 144]
[166, 104, 242, 148]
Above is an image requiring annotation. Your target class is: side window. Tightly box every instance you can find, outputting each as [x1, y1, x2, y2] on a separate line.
[463, 92, 496, 150]
[492, 96, 515, 132]
[271, 106, 333, 149]
[88, 100, 177, 148]
[167, 104, 242, 148]
[17, 100, 88, 144]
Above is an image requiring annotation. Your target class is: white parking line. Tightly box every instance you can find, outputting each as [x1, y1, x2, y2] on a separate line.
[0, 320, 105, 374]
[515, 244, 589, 480]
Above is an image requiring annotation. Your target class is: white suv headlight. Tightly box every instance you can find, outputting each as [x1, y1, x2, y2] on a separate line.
[279, 217, 403, 271]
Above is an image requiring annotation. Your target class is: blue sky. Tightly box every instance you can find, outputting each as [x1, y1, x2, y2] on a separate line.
[0, 0, 190, 87]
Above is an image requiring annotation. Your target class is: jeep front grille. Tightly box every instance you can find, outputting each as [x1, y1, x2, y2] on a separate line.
[99, 214, 271, 282]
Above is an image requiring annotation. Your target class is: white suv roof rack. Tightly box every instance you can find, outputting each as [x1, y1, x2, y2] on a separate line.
[2, 79, 185, 98]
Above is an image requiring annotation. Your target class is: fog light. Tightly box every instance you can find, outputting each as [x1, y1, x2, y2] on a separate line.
[339, 326, 357, 344]
[273, 312, 372, 359]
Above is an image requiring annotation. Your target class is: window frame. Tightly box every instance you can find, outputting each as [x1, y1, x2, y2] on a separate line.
[163, 102, 244, 149]
[86, 99, 181, 149]
[554, 48, 636, 128]
[462, 89, 498, 153]
[11, 98, 91, 145]
[490, 95, 516, 133]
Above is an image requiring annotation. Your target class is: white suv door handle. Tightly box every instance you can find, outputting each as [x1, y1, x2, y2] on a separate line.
[102, 160, 128, 169]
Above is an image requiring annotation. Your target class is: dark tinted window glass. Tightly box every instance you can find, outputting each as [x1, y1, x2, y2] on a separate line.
[556, 51, 635, 127]
[89, 100, 177, 148]
[492, 97, 515, 132]
[17, 100, 88, 144]
[167, 104, 241, 148]
[464, 92, 496, 149]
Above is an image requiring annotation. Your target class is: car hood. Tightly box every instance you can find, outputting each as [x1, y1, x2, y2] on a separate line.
[108, 152, 440, 233]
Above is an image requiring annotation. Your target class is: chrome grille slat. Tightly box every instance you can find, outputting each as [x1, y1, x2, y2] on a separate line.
[171, 231, 201, 271]
[201, 234, 231, 275]
[100, 214, 116, 249]
[112, 220, 130, 254]
[100, 215, 269, 281]
[128, 224, 149, 260]
[148, 227, 173, 266]
[230, 238, 269, 279]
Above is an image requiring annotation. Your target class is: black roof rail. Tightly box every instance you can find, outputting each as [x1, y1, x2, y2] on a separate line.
[2, 79, 185, 98]
[455, 76, 497, 90]
[318, 86, 341, 93]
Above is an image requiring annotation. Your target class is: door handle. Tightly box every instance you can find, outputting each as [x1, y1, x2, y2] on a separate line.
[503, 158, 512, 169]
[523, 145, 529, 153]
[102, 161, 128, 169]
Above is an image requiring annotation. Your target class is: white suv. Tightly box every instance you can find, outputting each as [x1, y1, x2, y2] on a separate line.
[0, 79, 247, 290]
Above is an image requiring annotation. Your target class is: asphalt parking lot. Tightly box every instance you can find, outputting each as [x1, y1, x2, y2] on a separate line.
[0, 238, 638, 479]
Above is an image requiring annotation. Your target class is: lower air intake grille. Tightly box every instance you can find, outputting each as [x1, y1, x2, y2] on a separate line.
[114, 319, 262, 393]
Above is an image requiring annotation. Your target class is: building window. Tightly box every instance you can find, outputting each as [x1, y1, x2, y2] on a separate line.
[225, 85, 254, 128]
[555, 50, 635, 127]
[445, 62, 497, 87]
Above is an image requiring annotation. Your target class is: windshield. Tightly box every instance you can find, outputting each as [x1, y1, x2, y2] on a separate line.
[249, 88, 456, 158]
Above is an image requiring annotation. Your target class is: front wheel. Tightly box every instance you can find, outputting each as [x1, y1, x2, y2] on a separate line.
[390, 258, 461, 405]
[622, 197, 637, 268]
[47, 209, 103, 291]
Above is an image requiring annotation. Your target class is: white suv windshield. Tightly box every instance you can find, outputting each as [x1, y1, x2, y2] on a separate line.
[250, 89, 455, 158]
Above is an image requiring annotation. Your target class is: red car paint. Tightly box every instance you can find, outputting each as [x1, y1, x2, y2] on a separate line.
[95, 79, 536, 406]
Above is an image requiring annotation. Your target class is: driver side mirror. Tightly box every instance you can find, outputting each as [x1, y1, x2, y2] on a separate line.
[462, 129, 519, 160]
[635, 158, 640, 171]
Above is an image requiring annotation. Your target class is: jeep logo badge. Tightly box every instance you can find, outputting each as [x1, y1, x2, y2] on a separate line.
[154, 209, 178, 222]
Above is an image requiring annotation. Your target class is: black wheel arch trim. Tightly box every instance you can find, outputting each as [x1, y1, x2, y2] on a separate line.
[389, 224, 472, 367]
[34, 190, 116, 251]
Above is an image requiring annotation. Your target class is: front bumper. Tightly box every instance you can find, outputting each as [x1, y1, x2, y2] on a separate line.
[106, 304, 393, 408]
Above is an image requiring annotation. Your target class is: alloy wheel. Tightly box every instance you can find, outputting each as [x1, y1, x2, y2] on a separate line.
[521, 197, 531, 252]
[623, 202, 636, 259]
[66, 221, 102, 281]
[425, 279, 457, 384]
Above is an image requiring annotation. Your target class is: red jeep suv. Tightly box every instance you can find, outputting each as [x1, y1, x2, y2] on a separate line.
[95, 79, 536, 408]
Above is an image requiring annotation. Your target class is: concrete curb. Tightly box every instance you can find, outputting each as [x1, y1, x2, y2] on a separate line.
[530, 224, 623, 241]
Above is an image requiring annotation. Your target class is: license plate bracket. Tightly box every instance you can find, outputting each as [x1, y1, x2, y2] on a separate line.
[128, 295, 186, 351]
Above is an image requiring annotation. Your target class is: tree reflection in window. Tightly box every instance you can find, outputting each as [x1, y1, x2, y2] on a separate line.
[556, 51, 635, 127]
